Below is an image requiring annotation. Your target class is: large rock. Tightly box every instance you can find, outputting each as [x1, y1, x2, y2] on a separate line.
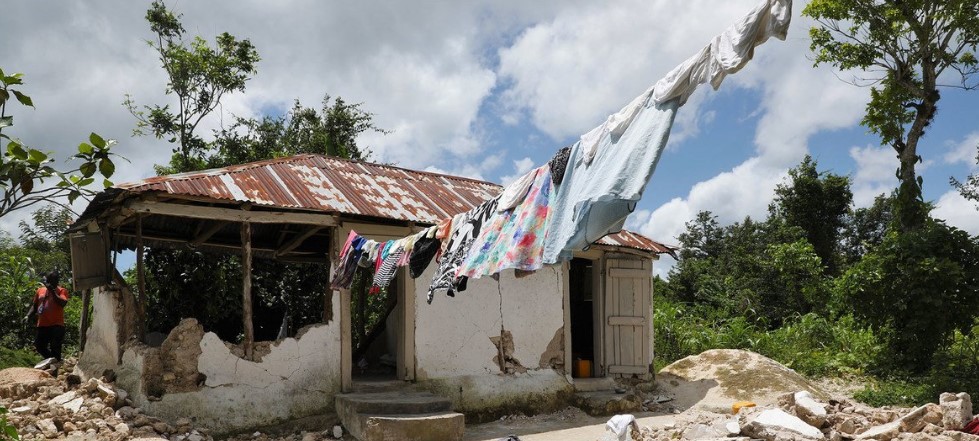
[940, 393, 973, 430]
[782, 391, 829, 428]
[742, 408, 825, 440]
[657, 350, 828, 413]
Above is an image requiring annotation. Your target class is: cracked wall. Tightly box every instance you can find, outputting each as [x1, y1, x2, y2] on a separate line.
[414, 264, 570, 414]
[77, 288, 343, 435]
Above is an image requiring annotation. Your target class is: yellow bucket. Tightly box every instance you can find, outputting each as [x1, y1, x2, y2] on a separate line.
[574, 359, 592, 378]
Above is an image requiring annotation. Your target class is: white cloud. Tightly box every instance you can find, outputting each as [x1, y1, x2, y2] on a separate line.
[933, 190, 979, 235]
[500, 157, 536, 185]
[849, 144, 898, 206]
[497, 0, 748, 143]
[945, 131, 979, 168]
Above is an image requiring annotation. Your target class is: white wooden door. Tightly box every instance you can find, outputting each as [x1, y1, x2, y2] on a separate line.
[604, 257, 652, 378]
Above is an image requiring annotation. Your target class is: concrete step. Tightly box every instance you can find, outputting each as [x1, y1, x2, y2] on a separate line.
[351, 379, 410, 393]
[336, 391, 463, 441]
[363, 411, 465, 441]
[572, 377, 617, 392]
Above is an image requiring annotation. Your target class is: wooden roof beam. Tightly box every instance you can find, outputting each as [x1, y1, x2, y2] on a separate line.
[126, 200, 338, 227]
[275, 226, 324, 258]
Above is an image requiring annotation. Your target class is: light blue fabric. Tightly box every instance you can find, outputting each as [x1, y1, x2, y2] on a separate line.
[542, 95, 679, 263]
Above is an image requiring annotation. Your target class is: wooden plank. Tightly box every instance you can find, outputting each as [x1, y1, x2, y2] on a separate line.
[135, 216, 147, 338]
[241, 222, 254, 360]
[340, 287, 352, 392]
[401, 266, 416, 381]
[275, 226, 323, 257]
[78, 289, 91, 351]
[127, 200, 338, 226]
[608, 365, 649, 375]
[593, 255, 604, 377]
[607, 316, 644, 326]
[620, 275, 635, 369]
[191, 221, 229, 246]
[562, 260, 572, 378]
[608, 268, 650, 279]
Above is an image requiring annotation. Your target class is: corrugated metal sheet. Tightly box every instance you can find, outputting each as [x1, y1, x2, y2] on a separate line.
[114, 154, 501, 225]
[86, 154, 675, 256]
[597, 230, 678, 257]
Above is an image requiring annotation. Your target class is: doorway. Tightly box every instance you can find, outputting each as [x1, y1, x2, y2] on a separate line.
[350, 266, 401, 382]
[569, 258, 599, 378]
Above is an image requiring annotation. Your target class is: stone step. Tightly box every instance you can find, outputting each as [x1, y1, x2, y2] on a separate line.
[572, 377, 617, 392]
[336, 391, 462, 441]
[337, 391, 452, 415]
[362, 411, 465, 441]
[351, 379, 410, 393]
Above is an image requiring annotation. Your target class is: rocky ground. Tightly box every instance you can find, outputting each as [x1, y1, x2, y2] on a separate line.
[3, 351, 979, 441]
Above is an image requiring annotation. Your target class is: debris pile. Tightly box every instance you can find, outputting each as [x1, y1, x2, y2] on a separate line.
[0, 359, 216, 441]
[625, 390, 979, 441]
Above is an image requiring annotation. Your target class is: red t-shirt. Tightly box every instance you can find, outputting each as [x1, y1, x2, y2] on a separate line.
[35, 286, 70, 327]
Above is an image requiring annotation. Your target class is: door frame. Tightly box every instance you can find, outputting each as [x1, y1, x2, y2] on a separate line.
[565, 250, 607, 379]
[336, 222, 418, 392]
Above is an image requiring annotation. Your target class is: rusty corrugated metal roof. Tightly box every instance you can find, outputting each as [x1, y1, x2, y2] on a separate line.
[114, 154, 502, 225]
[91, 154, 675, 256]
[596, 230, 678, 257]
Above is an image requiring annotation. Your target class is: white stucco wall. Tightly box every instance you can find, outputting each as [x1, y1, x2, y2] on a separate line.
[413, 264, 572, 412]
[79, 290, 343, 435]
[75, 286, 123, 377]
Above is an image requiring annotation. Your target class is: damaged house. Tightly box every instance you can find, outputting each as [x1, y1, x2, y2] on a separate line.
[67, 154, 675, 436]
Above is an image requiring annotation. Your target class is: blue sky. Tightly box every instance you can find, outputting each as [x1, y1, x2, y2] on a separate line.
[1, 0, 976, 276]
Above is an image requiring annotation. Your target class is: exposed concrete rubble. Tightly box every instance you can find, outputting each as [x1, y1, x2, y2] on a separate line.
[620, 390, 979, 441]
[0, 360, 218, 441]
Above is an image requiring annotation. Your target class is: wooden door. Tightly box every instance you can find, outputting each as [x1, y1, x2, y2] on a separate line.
[603, 257, 652, 378]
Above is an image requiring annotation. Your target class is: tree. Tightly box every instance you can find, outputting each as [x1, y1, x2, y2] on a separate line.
[770, 155, 853, 275]
[804, 0, 979, 231]
[125, 0, 260, 169]
[951, 142, 978, 206]
[840, 193, 895, 265]
[836, 218, 979, 374]
[0, 69, 118, 218]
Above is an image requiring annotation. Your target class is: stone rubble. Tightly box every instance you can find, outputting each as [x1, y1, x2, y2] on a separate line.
[2, 361, 353, 441]
[622, 390, 979, 441]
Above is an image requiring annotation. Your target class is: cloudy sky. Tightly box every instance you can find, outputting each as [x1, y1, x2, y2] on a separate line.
[2, 0, 976, 276]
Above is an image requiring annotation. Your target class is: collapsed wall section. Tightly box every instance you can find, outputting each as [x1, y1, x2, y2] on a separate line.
[75, 286, 343, 435]
[413, 264, 572, 419]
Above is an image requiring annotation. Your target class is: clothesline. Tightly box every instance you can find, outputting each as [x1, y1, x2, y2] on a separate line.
[330, 0, 792, 304]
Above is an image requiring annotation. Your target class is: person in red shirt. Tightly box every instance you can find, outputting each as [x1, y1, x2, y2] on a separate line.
[24, 271, 70, 361]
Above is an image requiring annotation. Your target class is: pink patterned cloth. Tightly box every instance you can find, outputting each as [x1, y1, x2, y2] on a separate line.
[456, 165, 553, 279]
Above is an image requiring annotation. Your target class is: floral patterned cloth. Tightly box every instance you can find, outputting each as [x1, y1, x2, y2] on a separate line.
[456, 165, 553, 279]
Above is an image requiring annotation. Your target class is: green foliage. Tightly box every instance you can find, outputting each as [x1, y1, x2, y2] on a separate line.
[0, 404, 20, 441]
[653, 295, 879, 377]
[770, 155, 852, 275]
[840, 193, 894, 265]
[836, 218, 979, 374]
[126, 0, 260, 167]
[952, 143, 979, 206]
[854, 378, 933, 408]
[0, 69, 119, 218]
[0, 207, 84, 350]
[803, 0, 979, 232]
[0, 347, 39, 370]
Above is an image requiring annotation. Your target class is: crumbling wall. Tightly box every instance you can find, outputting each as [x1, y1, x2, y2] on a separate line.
[413, 265, 571, 417]
[78, 290, 344, 435]
[76, 285, 132, 378]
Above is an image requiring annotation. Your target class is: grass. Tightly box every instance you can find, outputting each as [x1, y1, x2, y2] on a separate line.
[0, 347, 40, 370]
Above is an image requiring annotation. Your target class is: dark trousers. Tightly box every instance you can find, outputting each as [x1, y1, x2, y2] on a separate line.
[34, 325, 65, 361]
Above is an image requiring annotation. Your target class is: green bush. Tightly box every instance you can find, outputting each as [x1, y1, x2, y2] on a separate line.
[0, 347, 39, 370]
[853, 378, 932, 407]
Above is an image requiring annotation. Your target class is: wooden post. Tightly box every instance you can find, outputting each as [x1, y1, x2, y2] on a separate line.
[241, 222, 254, 360]
[78, 289, 91, 352]
[341, 287, 352, 392]
[135, 215, 147, 339]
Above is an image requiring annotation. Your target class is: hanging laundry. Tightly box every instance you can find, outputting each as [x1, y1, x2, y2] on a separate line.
[409, 236, 440, 278]
[548, 146, 571, 186]
[371, 248, 404, 294]
[496, 168, 537, 212]
[457, 165, 553, 279]
[428, 197, 499, 303]
[331, 231, 366, 290]
[542, 0, 790, 264]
